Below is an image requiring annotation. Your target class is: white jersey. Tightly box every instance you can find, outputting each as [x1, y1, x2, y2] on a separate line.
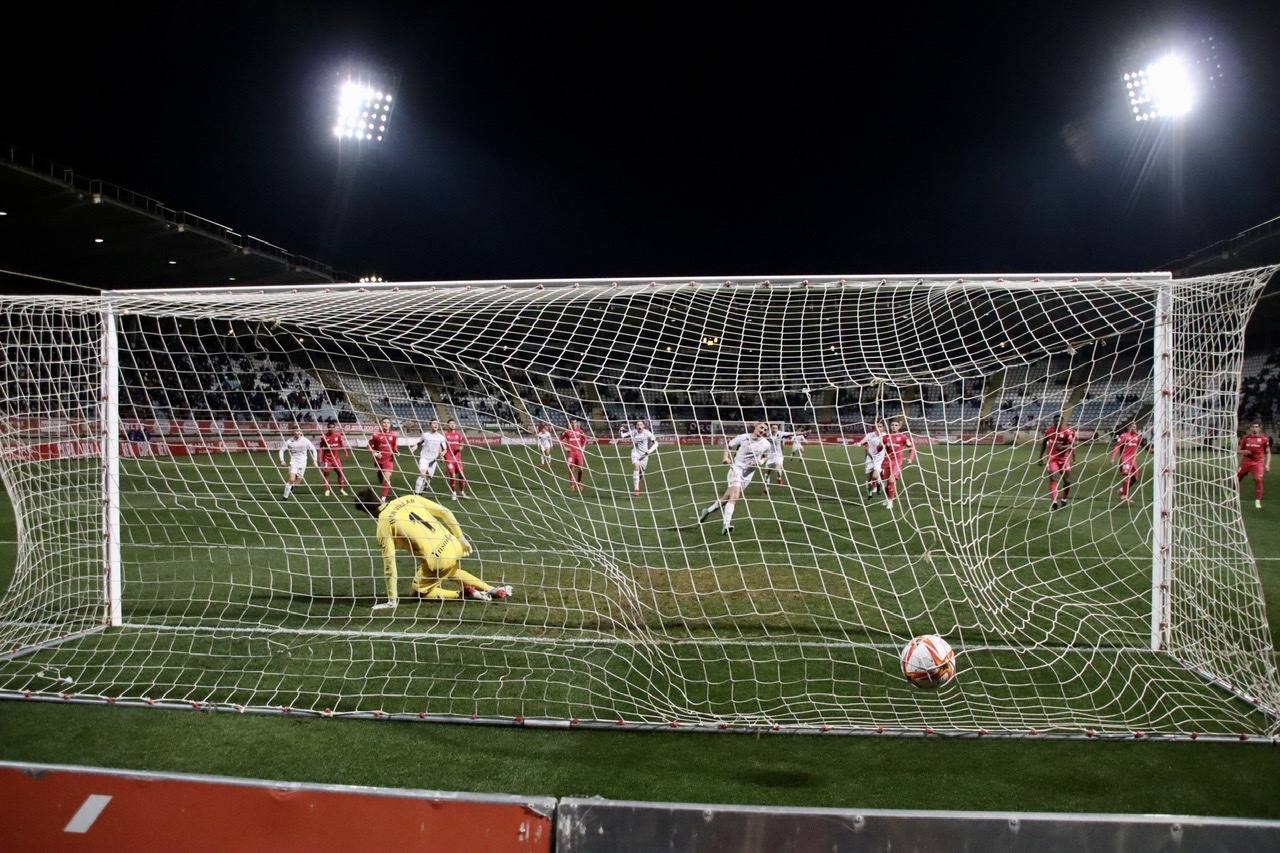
[536, 430, 554, 450]
[859, 431, 887, 472]
[417, 431, 448, 463]
[791, 433, 806, 450]
[729, 433, 771, 472]
[623, 428, 658, 461]
[279, 436, 318, 470]
[766, 430, 791, 461]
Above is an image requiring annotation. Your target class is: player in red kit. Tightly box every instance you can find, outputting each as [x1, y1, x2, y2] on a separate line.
[443, 418, 467, 501]
[1038, 416, 1077, 511]
[1237, 422, 1272, 510]
[318, 420, 349, 497]
[368, 417, 399, 506]
[561, 419, 589, 492]
[1109, 422, 1145, 504]
[881, 420, 916, 511]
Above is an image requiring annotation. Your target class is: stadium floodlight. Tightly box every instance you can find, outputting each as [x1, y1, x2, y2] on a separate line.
[1124, 53, 1195, 121]
[335, 78, 394, 142]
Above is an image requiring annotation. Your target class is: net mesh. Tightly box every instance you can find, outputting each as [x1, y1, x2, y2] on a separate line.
[1, 269, 1278, 737]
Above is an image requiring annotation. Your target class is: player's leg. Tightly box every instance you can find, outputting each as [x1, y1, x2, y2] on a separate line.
[415, 463, 428, 495]
[1061, 466, 1073, 501]
[336, 463, 348, 495]
[774, 457, 785, 486]
[379, 467, 393, 504]
[721, 483, 743, 532]
[1253, 464, 1264, 508]
[457, 462, 467, 497]
[699, 478, 734, 523]
[1047, 461, 1060, 507]
[882, 461, 898, 509]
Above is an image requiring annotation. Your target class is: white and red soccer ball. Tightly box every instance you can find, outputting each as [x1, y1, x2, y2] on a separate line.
[900, 634, 957, 689]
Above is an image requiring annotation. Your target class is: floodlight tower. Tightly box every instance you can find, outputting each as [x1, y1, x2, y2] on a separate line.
[333, 78, 394, 143]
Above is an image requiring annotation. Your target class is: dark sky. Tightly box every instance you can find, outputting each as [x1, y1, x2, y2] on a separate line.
[5, 2, 1279, 281]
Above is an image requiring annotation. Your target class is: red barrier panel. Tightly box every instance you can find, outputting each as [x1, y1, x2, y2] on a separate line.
[0, 762, 554, 853]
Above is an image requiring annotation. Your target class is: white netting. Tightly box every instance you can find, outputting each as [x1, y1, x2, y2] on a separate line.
[1, 270, 1278, 738]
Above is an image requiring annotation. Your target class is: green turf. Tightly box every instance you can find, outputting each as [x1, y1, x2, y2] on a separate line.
[1, 440, 1278, 815]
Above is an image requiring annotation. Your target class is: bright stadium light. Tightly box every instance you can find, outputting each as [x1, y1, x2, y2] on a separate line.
[1124, 53, 1196, 121]
[335, 77, 394, 143]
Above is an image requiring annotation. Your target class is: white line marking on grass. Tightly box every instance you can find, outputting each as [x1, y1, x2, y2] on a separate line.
[64, 794, 112, 834]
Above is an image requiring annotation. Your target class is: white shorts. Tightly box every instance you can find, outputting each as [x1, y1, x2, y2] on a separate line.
[419, 457, 440, 476]
[288, 461, 307, 478]
[727, 465, 757, 490]
[864, 454, 885, 475]
[631, 451, 651, 470]
[791, 443, 804, 454]
[538, 443, 553, 455]
[767, 453, 784, 470]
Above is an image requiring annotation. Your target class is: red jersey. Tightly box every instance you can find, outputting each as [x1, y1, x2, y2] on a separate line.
[368, 430, 398, 462]
[444, 429, 466, 461]
[319, 430, 348, 459]
[1240, 434, 1271, 463]
[884, 432, 914, 464]
[561, 427, 588, 456]
[1045, 426, 1077, 462]
[1111, 431, 1142, 465]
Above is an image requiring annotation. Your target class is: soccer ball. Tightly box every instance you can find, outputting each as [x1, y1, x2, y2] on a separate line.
[900, 634, 957, 690]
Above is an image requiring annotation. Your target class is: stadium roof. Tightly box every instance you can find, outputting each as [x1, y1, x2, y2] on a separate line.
[0, 148, 349, 294]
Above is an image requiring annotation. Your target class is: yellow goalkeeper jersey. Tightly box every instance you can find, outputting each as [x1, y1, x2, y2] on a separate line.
[376, 495, 469, 580]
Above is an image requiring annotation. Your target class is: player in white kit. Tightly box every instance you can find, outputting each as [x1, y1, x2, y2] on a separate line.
[413, 419, 449, 495]
[619, 420, 659, 495]
[791, 430, 806, 455]
[858, 422, 887, 497]
[697, 422, 771, 534]
[762, 423, 793, 488]
[536, 424, 555, 467]
[278, 424, 318, 499]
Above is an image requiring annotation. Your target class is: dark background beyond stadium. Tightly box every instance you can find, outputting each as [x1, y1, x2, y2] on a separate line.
[3, 1, 1280, 288]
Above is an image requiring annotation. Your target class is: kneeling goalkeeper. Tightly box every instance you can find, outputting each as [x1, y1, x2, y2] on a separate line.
[356, 489, 513, 611]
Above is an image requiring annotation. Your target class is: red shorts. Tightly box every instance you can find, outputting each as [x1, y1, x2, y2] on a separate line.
[1238, 461, 1264, 480]
[1119, 461, 1139, 477]
[320, 455, 342, 471]
[445, 459, 463, 475]
[376, 458, 395, 473]
[567, 452, 586, 468]
[881, 459, 902, 481]
[1047, 458, 1071, 475]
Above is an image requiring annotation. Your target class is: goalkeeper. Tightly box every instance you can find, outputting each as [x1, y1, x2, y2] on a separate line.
[355, 490, 513, 611]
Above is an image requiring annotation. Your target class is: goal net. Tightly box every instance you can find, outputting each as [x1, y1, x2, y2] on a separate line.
[2, 269, 1278, 740]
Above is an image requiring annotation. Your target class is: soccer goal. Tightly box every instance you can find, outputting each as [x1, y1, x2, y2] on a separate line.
[1, 269, 1278, 740]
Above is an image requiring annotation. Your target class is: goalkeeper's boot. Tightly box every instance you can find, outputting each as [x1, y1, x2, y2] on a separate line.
[371, 599, 398, 612]
[490, 584, 514, 601]
[464, 584, 493, 602]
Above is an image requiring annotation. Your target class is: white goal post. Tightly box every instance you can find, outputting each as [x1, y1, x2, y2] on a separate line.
[2, 269, 1278, 740]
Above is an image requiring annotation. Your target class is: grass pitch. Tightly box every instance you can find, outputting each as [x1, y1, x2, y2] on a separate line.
[2, 439, 1279, 815]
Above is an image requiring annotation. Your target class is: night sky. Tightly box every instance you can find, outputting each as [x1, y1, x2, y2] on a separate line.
[5, 2, 1280, 281]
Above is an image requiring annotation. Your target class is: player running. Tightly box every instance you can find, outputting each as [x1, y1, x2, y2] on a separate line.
[356, 490, 513, 611]
[882, 420, 916, 511]
[368, 417, 399, 507]
[278, 424, 318, 500]
[443, 419, 468, 500]
[317, 420, 349, 497]
[1237, 422, 1272, 510]
[561, 419, 590, 493]
[536, 423, 555, 467]
[1110, 422, 1145, 504]
[790, 429, 807, 456]
[762, 423, 792, 488]
[413, 419, 448, 496]
[858, 422, 888, 496]
[697, 421, 771, 534]
[619, 420, 659, 495]
[1038, 416, 1077, 511]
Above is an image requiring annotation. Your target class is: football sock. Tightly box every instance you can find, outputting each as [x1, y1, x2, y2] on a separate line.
[283, 483, 293, 498]
[722, 502, 736, 527]
[415, 477, 426, 495]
